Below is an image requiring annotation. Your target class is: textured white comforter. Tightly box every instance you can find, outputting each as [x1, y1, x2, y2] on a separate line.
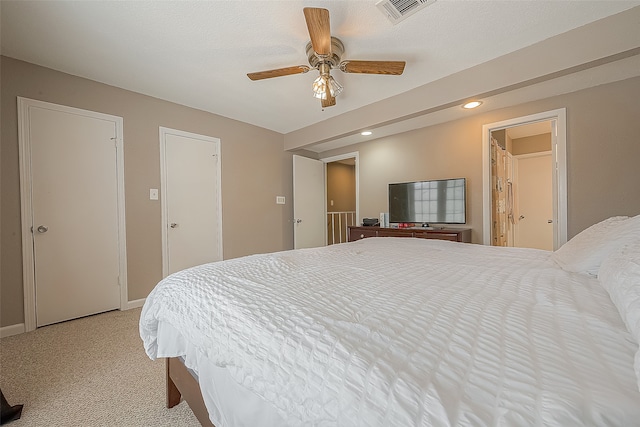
[140, 238, 640, 426]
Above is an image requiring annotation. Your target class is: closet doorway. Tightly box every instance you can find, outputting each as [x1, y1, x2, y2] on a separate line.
[482, 109, 567, 250]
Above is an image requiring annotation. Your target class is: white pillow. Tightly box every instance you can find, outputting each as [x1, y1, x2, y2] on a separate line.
[551, 215, 640, 275]
[598, 241, 640, 392]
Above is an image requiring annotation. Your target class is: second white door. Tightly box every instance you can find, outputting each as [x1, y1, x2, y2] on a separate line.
[161, 128, 222, 276]
[293, 155, 326, 249]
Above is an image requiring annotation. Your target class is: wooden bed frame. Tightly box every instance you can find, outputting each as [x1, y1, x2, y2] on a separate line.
[166, 357, 215, 427]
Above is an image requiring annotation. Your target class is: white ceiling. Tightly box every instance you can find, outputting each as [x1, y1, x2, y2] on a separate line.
[2, 1, 640, 149]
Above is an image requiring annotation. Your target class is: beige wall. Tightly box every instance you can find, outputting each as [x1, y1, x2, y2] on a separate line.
[1, 56, 294, 327]
[326, 162, 356, 212]
[328, 119, 486, 242]
[512, 134, 552, 155]
[321, 76, 640, 243]
[3, 55, 640, 329]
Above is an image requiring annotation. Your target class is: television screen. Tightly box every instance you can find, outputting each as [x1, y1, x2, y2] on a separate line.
[388, 178, 466, 224]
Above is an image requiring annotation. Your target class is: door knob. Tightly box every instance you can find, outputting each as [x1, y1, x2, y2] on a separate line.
[519, 215, 525, 220]
[170, 223, 178, 228]
[37, 225, 48, 233]
[547, 219, 553, 224]
[295, 219, 302, 224]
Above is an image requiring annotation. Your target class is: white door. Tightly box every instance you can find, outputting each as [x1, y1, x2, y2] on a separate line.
[23, 101, 124, 327]
[160, 128, 222, 276]
[293, 155, 325, 249]
[514, 153, 553, 250]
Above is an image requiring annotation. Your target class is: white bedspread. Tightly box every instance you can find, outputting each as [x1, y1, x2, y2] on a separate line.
[140, 238, 640, 426]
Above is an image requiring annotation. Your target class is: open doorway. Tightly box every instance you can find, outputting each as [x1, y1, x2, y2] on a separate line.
[490, 122, 553, 250]
[322, 152, 359, 245]
[482, 109, 567, 250]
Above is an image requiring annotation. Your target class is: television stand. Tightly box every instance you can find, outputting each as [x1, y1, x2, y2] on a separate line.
[348, 226, 471, 243]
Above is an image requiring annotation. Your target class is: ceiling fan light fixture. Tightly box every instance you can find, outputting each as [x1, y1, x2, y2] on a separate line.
[248, 8, 407, 108]
[312, 75, 329, 99]
[328, 75, 343, 97]
[312, 74, 343, 100]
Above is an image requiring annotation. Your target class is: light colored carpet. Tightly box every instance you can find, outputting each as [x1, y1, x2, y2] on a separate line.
[0, 308, 200, 426]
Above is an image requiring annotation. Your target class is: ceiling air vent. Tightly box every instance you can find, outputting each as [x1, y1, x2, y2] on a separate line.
[376, 0, 436, 24]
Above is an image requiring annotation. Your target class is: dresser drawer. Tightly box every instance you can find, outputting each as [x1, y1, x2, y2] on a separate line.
[349, 228, 378, 241]
[414, 232, 459, 242]
[378, 230, 413, 238]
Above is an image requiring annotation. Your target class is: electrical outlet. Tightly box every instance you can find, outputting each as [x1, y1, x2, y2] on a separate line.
[276, 196, 285, 205]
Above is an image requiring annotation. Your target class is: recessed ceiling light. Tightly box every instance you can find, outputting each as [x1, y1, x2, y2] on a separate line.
[462, 101, 482, 109]
[361, 131, 372, 136]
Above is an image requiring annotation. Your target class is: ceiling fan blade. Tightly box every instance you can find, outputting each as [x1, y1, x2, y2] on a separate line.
[304, 8, 331, 56]
[321, 92, 336, 108]
[247, 66, 310, 81]
[339, 60, 406, 75]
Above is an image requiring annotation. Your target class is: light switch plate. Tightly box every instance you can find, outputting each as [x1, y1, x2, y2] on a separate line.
[276, 196, 285, 205]
[150, 189, 159, 200]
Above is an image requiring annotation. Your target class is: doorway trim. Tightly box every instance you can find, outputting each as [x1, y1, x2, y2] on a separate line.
[482, 108, 567, 249]
[320, 151, 360, 233]
[17, 97, 128, 332]
[159, 127, 223, 278]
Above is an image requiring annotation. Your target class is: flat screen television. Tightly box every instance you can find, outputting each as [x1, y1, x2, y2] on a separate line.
[388, 178, 466, 224]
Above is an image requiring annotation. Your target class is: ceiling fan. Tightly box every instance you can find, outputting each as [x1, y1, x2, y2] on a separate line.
[247, 7, 406, 108]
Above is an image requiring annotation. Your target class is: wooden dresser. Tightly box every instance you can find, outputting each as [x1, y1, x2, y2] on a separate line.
[348, 226, 472, 243]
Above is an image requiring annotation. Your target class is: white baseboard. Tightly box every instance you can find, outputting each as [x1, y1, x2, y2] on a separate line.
[1, 303, 144, 337]
[1, 323, 25, 338]
[126, 298, 146, 310]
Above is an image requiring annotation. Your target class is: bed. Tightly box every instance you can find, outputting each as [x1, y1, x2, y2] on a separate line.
[140, 215, 640, 427]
